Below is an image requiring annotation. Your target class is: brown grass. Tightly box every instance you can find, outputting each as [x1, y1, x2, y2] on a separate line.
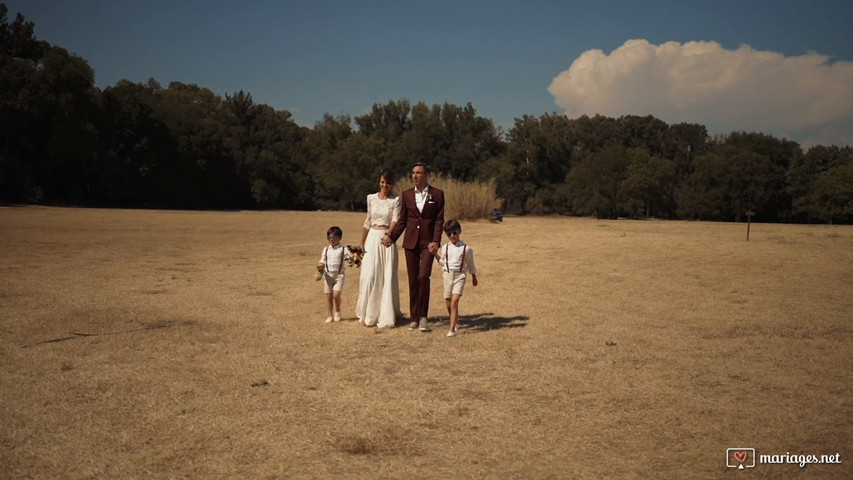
[1, 206, 851, 479]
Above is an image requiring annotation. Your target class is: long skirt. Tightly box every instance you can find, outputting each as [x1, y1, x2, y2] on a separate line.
[356, 228, 401, 328]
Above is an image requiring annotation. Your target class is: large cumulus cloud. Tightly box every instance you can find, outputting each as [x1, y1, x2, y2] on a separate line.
[548, 39, 853, 147]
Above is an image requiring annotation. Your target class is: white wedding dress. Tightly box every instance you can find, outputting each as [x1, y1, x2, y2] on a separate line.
[356, 193, 402, 328]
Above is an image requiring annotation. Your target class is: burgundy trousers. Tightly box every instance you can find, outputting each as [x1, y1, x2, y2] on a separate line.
[404, 246, 434, 320]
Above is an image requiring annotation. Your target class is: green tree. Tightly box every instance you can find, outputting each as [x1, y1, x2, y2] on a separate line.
[0, 4, 45, 201]
[566, 145, 630, 219]
[97, 79, 175, 205]
[429, 102, 500, 181]
[618, 148, 676, 218]
[788, 145, 852, 222]
[355, 99, 411, 141]
[221, 90, 307, 208]
[618, 115, 669, 156]
[305, 114, 363, 209]
[806, 163, 853, 223]
[394, 101, 441, 176]
[567, 114, 623, 156]
[721, 131, 800, 220]
[309, 120, 384, 210]
[38, 45, 101, 202]
[0, 4, 42, 59]
[1, 36, 99, 203]
[353, 99, 503, 197]
[148, 81, 232, 207]
[677, 144, 778, 221]
[660, 122, 709, 179]
[498, 114, 576, 213]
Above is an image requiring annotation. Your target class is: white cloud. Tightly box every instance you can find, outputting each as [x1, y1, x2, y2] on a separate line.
[548, 39, 853, 146]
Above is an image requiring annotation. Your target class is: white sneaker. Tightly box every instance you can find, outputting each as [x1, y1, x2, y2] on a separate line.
[446, 330, 456, 337]
[324, 317, 333, 323]
[334, 313, 342, 322]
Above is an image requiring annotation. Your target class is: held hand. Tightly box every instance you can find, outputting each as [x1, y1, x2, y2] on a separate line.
[427, 242, 438, 254]
[382, 234, 392, 247]
[316, 264, 325, 273]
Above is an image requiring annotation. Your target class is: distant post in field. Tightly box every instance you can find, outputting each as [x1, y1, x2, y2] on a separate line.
[746, 210, 755, 241]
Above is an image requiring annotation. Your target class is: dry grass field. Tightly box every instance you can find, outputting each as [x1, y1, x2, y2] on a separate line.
[1, 206, 851, 479]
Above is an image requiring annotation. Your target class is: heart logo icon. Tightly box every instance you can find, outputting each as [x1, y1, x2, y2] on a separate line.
[734, 451, 747, 463]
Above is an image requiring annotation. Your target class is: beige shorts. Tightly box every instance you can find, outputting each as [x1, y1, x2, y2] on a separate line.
[443, 271, 467, 298]
[323, 271, 345, 293]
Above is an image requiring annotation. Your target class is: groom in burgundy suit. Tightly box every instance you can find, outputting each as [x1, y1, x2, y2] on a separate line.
[385, 162, 444, 331]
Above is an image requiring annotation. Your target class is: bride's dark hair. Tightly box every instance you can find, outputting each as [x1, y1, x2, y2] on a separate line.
[379, 168, 396, 184]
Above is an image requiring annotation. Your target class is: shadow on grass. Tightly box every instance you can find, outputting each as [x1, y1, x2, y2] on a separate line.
[457, 312, 529, 333]
[390, 313, 529, 332]
[22, 321, 176, 348]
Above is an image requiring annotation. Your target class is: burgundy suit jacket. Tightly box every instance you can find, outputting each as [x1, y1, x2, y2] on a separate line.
[390, 186, 445, 250]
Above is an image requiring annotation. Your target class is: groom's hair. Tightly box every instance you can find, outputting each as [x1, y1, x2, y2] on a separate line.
[413, 162, 431, 174]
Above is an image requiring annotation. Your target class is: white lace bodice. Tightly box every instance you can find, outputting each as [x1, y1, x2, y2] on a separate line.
[363, 193, 401, 229]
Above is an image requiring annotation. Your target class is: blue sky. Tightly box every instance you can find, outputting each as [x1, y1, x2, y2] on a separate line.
[6, 0, 853, 146]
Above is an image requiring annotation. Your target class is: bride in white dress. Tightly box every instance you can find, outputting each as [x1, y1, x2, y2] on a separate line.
[356, 169, 402, 328]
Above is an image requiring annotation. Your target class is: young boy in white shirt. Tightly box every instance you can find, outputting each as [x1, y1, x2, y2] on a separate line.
[317, 226, 352, 323]
[434, 220, 478, 337]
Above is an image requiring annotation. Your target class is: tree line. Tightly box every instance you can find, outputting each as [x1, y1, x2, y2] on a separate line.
[1, 5, 850, 223]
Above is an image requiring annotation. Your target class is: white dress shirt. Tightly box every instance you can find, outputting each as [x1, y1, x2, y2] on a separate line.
[438, 240, 477, 274]
[414, 185, 429, 213]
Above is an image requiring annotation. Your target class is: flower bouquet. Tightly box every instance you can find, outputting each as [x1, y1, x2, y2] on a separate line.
[314, 246, 364, 280]
[346, 245, 365, 268]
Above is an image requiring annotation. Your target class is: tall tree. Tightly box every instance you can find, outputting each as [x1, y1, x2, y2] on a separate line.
[97, 79, 174, 205]
[806, 163, 853, 223]
[499, 114, 576, 213]
[722, 131, 800, 220]
[38, 45, 100, 202]
[0, 5, 48, 201]
[566, 145, 630, 219]
[0, 25, 98, 204]
[618, 115, 669, 156]
[305, 114, 370, 210]
[618, 148, 676, 218]
[677, 144, 778, 221]
[568, 114, 623, 156]
[788, 145, 852, 222]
